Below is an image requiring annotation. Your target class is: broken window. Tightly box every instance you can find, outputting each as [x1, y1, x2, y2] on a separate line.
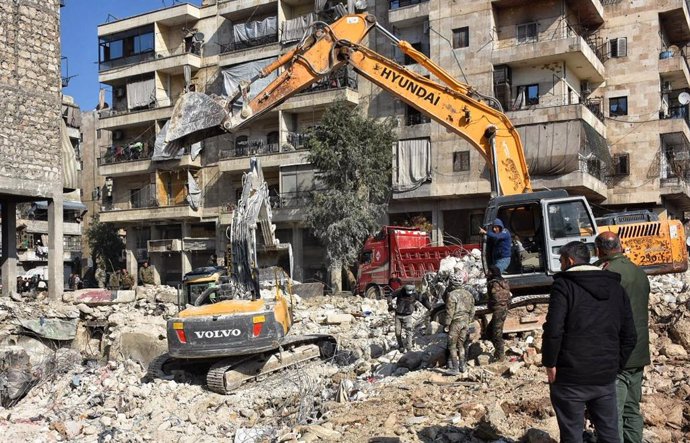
[517, 23, 538, 44]
[609, 96, 628, 116]
[405, 105, 431, 126]
[453, 151, 470, 172]
[452, 27, 469, 49]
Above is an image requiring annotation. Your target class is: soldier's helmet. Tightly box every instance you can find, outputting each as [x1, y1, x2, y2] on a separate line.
[403, 284, 416, 296]
[448, 271, 468, 288]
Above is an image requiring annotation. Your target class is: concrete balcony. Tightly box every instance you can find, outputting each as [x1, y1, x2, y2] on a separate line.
[99, 51, 201, 83]
[659, 0, 690, 44]
[660, 176, 690, 210]
[659, 113, 690, 141]
[279, 87, 359, 112]
[507, 99, 606, 138]
[18, 219, 82, 236]
[98, 4, 200, 37]
[148, 239, 182, 252]
[17, 249, 80, 263]
[219, 0, 277, 21]
[532, 171, 608, 202]
[98, 154, 201, 178]
[388, 0, 429, 26]
[492, 35, 605, 83]
[219, 149, 309, 173]
[492, 0, 603, 27]
[218, 41, 281, 67]
[97, 106, 173, 130]
[659, 51, 690, 88]
[182, 237, 216, 251]
[100, 205, 200, 224]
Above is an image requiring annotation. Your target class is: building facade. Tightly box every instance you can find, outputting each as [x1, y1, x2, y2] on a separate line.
[0, 0, 68, 297]
[95, 0, 690, 286]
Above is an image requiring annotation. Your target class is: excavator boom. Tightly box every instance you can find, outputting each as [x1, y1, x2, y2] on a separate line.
[160, 13, 531, 195]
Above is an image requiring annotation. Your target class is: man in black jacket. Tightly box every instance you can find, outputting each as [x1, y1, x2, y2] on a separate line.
[388, 284, 432, 352]
[543, 241, 637, 443]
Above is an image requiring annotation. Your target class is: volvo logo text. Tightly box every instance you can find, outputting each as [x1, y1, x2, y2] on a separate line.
[194, 329, 241, 339]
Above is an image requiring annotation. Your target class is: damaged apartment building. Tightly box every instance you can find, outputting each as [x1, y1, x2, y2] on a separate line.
[1, 0, 82, 297]
[93, 0, 690, 285]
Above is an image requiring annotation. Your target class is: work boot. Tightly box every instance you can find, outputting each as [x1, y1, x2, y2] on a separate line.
[458, 360, 467, 373]
[493, 349, 505, 362]
[447, 359, 460, 375]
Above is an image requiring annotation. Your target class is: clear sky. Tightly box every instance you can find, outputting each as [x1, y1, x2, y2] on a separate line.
[60, 0, 202, 111]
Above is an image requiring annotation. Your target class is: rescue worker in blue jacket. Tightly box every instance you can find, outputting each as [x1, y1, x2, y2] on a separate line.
[480, 218, 512, 274]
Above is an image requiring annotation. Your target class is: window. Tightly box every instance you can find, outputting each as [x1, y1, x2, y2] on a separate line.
[405, 105, 431, 126]
[517, 23, 538, 44]
[266, 131, 279, 151]
[609, 37, 627, 58]
[453, 27, 469, 49]
[525, 84, 539, 105]
[547, 201, 595, 240]
[609, 96, 628, 116]
[453, 151, 470, 171]
[613, 153, 630, 176]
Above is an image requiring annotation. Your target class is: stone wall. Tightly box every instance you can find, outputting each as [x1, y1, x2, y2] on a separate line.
[0, 0, 62, 199]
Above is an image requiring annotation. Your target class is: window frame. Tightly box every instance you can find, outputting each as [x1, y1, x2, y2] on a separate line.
[609, 96, 628, 116]
[517, 22, 538, 44]
[453, 151, 470, 172]
[452, 27, 469, 49]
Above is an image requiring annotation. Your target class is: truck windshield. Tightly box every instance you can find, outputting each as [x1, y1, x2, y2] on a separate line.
[547, 201, 595, 240]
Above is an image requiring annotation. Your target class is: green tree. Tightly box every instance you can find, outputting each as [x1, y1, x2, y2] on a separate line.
[86, 217, 124, 272]
[305, 102, 396, 289]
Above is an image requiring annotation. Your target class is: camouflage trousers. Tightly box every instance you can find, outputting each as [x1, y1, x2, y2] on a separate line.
[395, 314, 414, 352]
[487, 306, 508, 358]
[447, 320, 469, 365]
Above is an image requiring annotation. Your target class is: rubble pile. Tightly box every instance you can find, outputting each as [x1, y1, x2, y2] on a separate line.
[0, 270, 688, 442]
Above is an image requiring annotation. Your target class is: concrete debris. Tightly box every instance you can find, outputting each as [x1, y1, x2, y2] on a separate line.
[0, 269, 689, 441]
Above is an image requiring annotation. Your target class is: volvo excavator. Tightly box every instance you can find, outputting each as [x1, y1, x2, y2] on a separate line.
[155, 7, 688, 391]
[152, 157, 336, 394]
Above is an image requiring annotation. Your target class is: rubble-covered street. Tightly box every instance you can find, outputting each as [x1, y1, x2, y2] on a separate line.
[1, 270, 689, 442]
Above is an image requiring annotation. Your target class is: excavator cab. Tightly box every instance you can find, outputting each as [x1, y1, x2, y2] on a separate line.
[483, 190, 599, 295]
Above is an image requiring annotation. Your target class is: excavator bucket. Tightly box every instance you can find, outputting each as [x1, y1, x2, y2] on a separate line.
[161, 92, 229, 148]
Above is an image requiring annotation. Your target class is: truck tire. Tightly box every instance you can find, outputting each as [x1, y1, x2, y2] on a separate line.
[365, 285, 381, 300]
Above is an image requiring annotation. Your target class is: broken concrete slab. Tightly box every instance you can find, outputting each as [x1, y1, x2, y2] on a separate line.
[292, 282, 324, 299]
[73, 289, 136, 306]
[0, 346, 33, 406]
[19, 318, 78, 341]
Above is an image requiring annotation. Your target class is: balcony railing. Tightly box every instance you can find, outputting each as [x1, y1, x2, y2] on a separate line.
[99, 51, 155, 71]
[501, 92, 605, 123]
[389, 0, 429, 10]
[661, 105, 690, 126]
[219, 141, 281, 159]
[269, 190, 320, 209]
[298, 68, 358, 93]
[220, 34, 279, 54]
[98, 141, 157, 165]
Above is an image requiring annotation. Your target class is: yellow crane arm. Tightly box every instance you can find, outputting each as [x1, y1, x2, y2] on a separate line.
[162, 13, 531, 195]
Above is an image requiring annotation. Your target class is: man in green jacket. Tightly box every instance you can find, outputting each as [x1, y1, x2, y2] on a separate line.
[595, 231, 650, 443]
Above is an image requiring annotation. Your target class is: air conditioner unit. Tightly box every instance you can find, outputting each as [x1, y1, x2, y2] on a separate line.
[663, 81, 672, 92]
[113, 130, 123, 140]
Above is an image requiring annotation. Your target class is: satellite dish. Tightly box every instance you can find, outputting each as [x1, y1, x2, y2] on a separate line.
[679, 92, 690, 105]
[193, 32, 205, 43]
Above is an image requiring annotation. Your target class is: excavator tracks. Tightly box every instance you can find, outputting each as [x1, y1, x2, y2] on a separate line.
[206, 334, 337, 394]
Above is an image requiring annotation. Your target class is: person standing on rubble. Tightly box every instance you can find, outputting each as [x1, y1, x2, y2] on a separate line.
[120, 268, 135, 290]
[595, 232, 650, 443]
[139, 261, 155, 285]
[443, 273, 475, 375]
[387, 284, 432, 353]
[543, 241, 636, 443]
[479, 219, 512, 274]
[486, 265, 511, 361]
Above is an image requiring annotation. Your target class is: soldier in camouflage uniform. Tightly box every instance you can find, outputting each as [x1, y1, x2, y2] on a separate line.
[486, 265, 511, 361]
[443, 273, 475, 374]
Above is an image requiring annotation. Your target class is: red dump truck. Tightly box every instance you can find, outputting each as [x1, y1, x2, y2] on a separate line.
[355, 226, 480, 298]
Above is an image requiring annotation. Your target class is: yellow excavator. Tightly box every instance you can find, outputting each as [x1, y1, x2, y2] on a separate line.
[155, 7, 687, 392]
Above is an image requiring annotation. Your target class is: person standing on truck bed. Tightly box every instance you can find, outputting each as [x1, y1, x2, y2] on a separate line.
[480, 219, 512, 274]
[387, 284, 431, 353]
[595, 232, 651, 443]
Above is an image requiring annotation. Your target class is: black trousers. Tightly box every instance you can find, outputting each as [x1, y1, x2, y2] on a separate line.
[550, 381, 620, 443]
